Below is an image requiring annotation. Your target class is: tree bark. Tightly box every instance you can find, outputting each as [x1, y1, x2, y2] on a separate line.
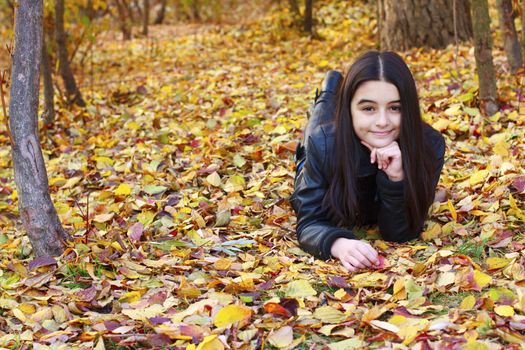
[496, 0, 522, 72]
[378, 0, 472, 50]
[471, 0, 499, 115]
[41, 30, 55, 126]
[55, 0, 85, 106]
[154, 0, 167, 24]
[115, 0, 133, 40]
[304, 0, 313, 35]
[142, 0, 149, 36]
[9, 0, 68, 257]
[191, 0, 201, 21]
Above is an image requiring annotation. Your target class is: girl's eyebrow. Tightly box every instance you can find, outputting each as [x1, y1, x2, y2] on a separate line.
[357, 99, 401, 105]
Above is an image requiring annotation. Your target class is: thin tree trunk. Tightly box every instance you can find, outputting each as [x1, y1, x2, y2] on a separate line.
[41, 30, 55, 125]
[304, 0, 313, 35]
[191, 0, 201, 21]
[154, 0, 167, 24]
[133, 0, 143, 18]
[471, 0, 499, 115]
[9, 0, 68, 257]
[55, 0, 85, 106]
[142, 0, 149, 36]
[496, 0, 522, 72]
[115, 0, 133, 40]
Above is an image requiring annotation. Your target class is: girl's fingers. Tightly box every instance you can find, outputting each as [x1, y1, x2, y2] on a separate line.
[358, 245, 379, 265]
[341, 259, 356, 272]
[346, 255, 365, 269]
[351, 249, 373, 267]
[370, 148, 376, 164]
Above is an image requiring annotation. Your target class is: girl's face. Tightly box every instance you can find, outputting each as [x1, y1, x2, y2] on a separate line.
[350, 80, 401, 149]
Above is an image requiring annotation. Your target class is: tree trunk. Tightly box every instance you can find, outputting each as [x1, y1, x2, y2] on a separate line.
[55, 0, 85, 107]
[378, 0, 473, 50]
[471, 0, 499, 116]
[191, 0, 201, 21]
[496, 0, 522, 72]
[41, 30, 55, 126]
[133, 0, 143, 18]
[154, 0, 167, 24]
[142, 0, 149, 36]
[304, 0, 313, 35]
[9, 0, 68, 257]
[115, 0, 133, 40]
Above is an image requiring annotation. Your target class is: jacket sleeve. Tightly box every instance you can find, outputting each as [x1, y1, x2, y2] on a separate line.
[375, 130, 446, 242]
[292, 128, 356, 260]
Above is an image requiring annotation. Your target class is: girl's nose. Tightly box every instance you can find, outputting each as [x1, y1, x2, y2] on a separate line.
[375, 109, 389, 127]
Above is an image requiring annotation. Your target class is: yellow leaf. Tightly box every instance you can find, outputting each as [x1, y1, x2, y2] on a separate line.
[267, 326, 293, 348]
[196, 335, 224, 350]
[93, 213, 114, 223]
[222, 175, 245, 193]
[469, 170, 489, 186]
[421, 223, 441, 241]
[206, 172, 221, 187]
[486, 257, 510, 271]
[350, 272, 388, 288]
[493, 140, 509, 157]
[283, 280, 317, 298]
[494, 305, 514, 317]
[473, 270, 492, 289]
[313, 306, 347, 324]
[459, 295, 476, 309]
[121, 304, 165, 321]
[436, 272, 456, 287]
[18, 303, 36, 314]
[119, 291, 143, 303]
[115, 183, 132, 196]
[213, 305, 252, 328]
[447, 200, 457, 221]
[369, 320, 400, 333]
[432, 118, 451, 131]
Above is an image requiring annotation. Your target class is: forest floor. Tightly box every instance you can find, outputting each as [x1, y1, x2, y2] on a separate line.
[1, 1, 525, 349]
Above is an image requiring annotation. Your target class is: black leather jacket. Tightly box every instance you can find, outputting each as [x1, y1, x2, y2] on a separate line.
[291, 88, 446, 260]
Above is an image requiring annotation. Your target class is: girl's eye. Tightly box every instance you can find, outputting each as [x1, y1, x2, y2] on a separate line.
[390, 105, 402, 112]
[362, 106, 375, 112]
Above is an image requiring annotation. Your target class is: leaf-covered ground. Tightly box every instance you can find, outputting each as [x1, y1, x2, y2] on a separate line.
[1, 1, 525, 349]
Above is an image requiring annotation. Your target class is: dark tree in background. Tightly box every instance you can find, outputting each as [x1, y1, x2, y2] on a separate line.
[143, 0, 150, 35]
[55, 0, 85, 106]
[154, 0, 168, 24]
[496, 0, 522, 72]
[378, 0, 472, 50]
[471, 0, 499, 115]
[9, 0, 69, 257]
[304, 0, 313, 35]
[115, 0, 133, 40]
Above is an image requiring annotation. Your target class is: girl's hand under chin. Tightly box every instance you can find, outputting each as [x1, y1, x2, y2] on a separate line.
[361, 140, 404, 182]
[330, 238, 379, 272]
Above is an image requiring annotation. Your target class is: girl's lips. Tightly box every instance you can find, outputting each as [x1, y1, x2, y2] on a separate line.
[371, 130, 392, 137]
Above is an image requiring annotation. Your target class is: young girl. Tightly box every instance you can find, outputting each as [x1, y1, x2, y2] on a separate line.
[291, 51, 445, 272]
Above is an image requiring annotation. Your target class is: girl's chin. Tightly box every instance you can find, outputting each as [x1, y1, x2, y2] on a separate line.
[364, 138, 395, 148]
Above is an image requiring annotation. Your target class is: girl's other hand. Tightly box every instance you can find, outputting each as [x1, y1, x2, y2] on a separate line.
[330, 238, 379, 272]
[361, 140, 404, 182]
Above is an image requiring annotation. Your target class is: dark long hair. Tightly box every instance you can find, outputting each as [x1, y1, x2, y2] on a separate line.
[323, 51, 435, 233]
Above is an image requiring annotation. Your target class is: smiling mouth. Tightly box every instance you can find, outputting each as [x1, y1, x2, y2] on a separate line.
[371, 130, 392, 137]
